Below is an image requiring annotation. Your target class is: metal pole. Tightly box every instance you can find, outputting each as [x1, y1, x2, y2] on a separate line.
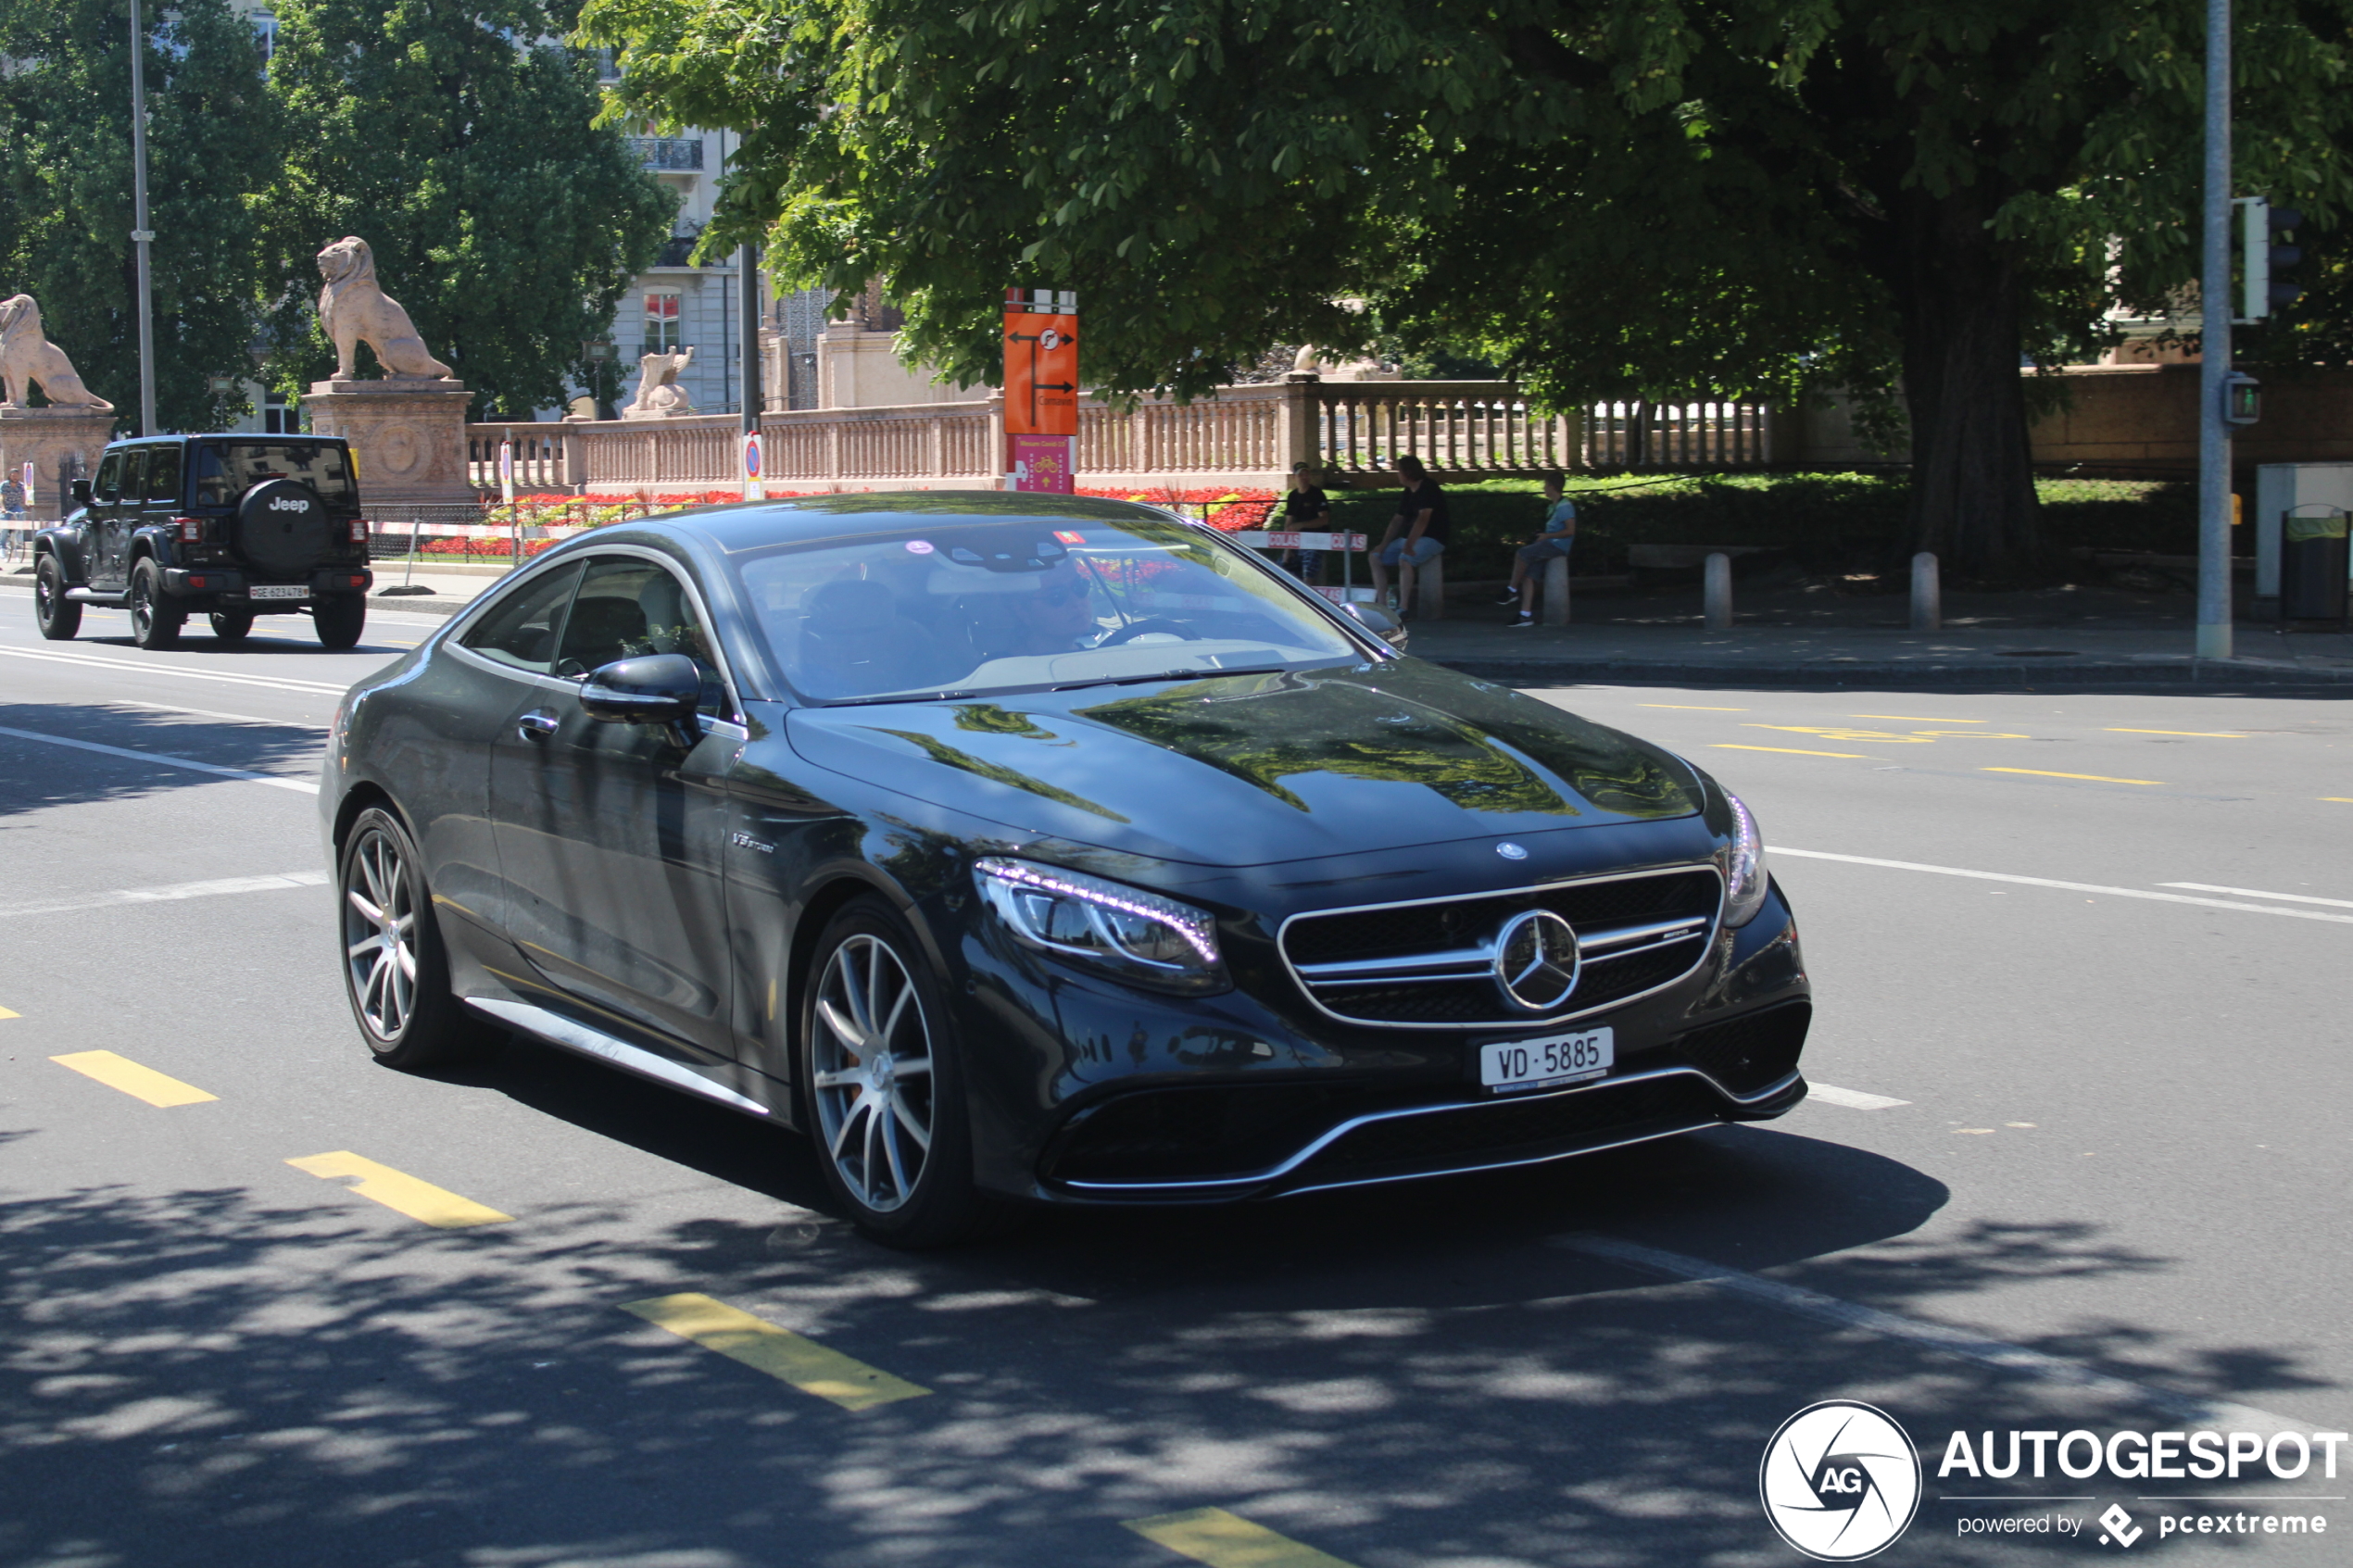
[739, 242, 761, 432]
[2196, 0, 2234, 661]
[128, 0, 157, 436]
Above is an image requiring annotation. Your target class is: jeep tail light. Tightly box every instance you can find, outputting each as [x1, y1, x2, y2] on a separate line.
[174, 516, 204, 542]
[350, 519, 369, 544]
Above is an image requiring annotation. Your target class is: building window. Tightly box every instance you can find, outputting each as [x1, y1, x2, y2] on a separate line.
[645, 290, 683, 355]
[263, 392, 288, 434]
[254, 11, 277, 59]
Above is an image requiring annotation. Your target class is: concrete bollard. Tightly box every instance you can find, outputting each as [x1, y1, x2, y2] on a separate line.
[1542, 553, 1572, 627]
[1415, 552, 1447, 620]
[1703, 552, 1732, 630]
[1911, 551, 1940, 632]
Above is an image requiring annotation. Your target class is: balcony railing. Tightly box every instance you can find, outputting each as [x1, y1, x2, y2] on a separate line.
[625, 136, 703, 171]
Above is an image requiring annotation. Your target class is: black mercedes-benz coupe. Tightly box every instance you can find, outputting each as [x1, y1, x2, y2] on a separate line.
[322, 493, 1809, 1244]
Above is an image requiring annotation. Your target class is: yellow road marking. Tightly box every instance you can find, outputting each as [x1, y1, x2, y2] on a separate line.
[2326, 798, 2353, 804]
[1637, 703, 1747, 710]
[1712, 744, 1873, 759]
[1982, 767, 2163, 786]
[1851, 714, 1985, 722]
[1125, 1508, 1363, 1568]
[50, 1050, 215, 1107]
[0, 1005, 18, 1019]
[285, 1151, 512, 1228]
[622, 1293, 929, 1411]
[2106, 728, 2244, 737]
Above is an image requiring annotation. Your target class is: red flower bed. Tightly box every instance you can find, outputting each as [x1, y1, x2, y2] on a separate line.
[1075, 486, 1278, 531]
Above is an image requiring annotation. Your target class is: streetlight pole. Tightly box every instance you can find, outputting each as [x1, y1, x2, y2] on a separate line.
[2196, 0, 2233, 661]
[127, 0, 157, 436]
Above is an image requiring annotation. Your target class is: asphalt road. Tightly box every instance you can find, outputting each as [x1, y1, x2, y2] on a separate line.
[2, 603, 2347, 1567]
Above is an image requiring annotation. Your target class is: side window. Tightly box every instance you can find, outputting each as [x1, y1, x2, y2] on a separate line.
[553, 556, 732, 717]
[145, 447, 182, 505]
[92, 452, 123, 505]
[117, 450, 150, 508]
[459, 562, 585, 675]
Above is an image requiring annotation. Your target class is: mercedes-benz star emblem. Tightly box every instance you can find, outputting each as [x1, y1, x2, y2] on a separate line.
[1496, 841, 1529, 860]
[1491, 909, 1579, 1013]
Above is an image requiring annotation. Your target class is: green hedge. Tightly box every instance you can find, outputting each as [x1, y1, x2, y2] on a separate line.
[1325, 473, 2198, 581]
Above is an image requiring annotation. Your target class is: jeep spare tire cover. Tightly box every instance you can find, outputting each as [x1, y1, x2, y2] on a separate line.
[235, 478, 334, 576]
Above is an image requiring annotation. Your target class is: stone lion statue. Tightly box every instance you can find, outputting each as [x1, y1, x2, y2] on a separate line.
[625, 345, 697, 417]
[316, 236, 453, 380]
[0, 296, 112, 410]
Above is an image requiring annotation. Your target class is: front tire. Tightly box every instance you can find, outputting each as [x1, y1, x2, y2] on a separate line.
[315, 595, 365, 650]
[338, 805, 495, 1070]
[208, 608, 254, 644]
[128, 560, 182, 650]
[33, 555, 79, 640]
[800, 897, 992, 1248]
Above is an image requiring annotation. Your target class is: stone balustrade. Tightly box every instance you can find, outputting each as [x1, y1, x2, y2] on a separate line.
[467, 422, 579, 491]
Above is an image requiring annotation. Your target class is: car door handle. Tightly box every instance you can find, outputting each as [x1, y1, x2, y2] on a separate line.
[516, 709, 560, 742]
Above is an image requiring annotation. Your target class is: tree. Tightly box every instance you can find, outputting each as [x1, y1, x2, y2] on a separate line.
[0, 0, 283, 433]
[259, 0, 674, 418]
[584, 0, 2353, 576]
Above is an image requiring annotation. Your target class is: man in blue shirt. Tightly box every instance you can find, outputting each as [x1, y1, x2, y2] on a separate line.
[1496, 470, 1574, 627]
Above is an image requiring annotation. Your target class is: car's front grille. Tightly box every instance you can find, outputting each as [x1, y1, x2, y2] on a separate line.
[1279, 866, 1722, 1028]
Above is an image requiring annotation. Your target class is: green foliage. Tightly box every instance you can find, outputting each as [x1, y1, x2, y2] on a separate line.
[0, 0, 283, 432]
[259, 0, 674, 418]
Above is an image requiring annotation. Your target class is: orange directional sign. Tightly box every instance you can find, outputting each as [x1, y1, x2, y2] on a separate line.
[1004, 290, 1078, 437]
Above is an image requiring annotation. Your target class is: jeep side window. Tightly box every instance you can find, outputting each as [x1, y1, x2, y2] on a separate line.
[145, 447, 182, 505]
[92, 452, 122, 505]
[118, 450, 149, 508]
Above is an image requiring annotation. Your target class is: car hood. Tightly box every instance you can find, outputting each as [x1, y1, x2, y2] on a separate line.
[783, 659, 1702, 868]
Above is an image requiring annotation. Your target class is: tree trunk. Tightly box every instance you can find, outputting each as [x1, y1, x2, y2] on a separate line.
[1892, 186, 2041, 580]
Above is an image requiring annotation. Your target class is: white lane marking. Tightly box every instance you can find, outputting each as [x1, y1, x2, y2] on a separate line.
[1776, 847, 2353, 927]
[0, 872, 329, 920]
[107, 699, 327, 729]
[2159, 882, 2353, 909]
[1554, 1233, 2305, 1434]
[1806, 1083, 1910, 1110]
[0, 723, 320, 794]
[0, 644, 350, 696]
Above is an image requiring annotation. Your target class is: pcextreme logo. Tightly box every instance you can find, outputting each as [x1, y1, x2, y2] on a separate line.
[1760, 1401, 1924, 1561]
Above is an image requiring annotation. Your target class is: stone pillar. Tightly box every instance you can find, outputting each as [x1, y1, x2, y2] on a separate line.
[1282, 372, 1320, 475]
[304, 379, 478, 508]
[0, 407, 116, 520]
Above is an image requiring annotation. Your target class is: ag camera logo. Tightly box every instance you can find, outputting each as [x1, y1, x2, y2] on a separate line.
[1761, 1400, 1922, 1561]
[268, 495, 308, 512]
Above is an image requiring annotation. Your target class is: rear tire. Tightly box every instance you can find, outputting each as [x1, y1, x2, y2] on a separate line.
[315, 594, 365, 650]
[33, 555, 79, 640]
[338, 805, 496, 1071]
[128, 560, 182, 650]
[208, 608, 254, 644]
[799, 897, 999, 1248]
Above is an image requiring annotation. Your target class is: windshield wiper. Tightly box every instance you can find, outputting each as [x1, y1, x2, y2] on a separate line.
[822, 689, 984, 707]
[1050, 665, 1293, 692]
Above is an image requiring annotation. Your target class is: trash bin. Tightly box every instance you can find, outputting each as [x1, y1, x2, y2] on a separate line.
[2281, 506, 2350, 621]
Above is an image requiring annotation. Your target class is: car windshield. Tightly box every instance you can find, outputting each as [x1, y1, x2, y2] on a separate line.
[191, 442, 356, 508]
[734, 513, 1364, 704]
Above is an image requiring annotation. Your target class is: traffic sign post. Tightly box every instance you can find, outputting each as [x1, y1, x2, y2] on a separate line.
[743, 431, 764, 501]
[498, 439, 514, 507]
[1003, 288, 1077, 492]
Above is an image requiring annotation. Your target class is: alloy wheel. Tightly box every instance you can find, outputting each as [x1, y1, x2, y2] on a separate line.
[130, 576, 155, 641]
[810, 933, 936, 1213]
[343, 826, 419, 1043]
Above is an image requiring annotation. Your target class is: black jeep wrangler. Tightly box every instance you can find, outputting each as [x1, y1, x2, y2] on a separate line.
[31, 434, 373, 650]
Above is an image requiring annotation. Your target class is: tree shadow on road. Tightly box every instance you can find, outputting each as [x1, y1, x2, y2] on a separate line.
[0, 700, 322, 819]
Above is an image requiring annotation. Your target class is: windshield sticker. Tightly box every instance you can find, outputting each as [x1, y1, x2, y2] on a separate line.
[905, 540, 936, 554]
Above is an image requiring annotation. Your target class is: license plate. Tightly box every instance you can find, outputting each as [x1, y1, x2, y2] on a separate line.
[249, 584, 305, 600]
[1480, 1028, 1614, 1095]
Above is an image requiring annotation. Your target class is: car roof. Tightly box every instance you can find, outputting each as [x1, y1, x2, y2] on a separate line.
[648, 491, 1190, 556]
[105, 433, 349, 447]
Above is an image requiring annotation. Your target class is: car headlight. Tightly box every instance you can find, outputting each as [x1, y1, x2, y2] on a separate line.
[975, 858, 1228, 995]
[1719, 790, 1769, 927]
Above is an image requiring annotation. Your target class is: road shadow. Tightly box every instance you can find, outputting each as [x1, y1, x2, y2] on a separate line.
[0, 701, 323, 818]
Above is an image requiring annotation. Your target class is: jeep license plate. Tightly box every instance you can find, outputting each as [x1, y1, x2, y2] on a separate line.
[1480, 1028, 1613, 1095]
[249, 584, 305, 600]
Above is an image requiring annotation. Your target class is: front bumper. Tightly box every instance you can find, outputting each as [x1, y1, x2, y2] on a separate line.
[954, 866, 1812, 1205]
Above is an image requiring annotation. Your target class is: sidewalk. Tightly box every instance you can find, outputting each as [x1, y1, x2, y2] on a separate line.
[1403, 571, 2353, 686]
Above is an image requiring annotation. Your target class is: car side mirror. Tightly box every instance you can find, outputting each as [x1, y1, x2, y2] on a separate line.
[1339, 601, 1408, 651]
[580, 652, 703, 748]
[70, 479, 93, 508]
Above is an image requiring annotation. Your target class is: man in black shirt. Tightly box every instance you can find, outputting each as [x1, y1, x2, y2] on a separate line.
[1370, 454, 1447, 614]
